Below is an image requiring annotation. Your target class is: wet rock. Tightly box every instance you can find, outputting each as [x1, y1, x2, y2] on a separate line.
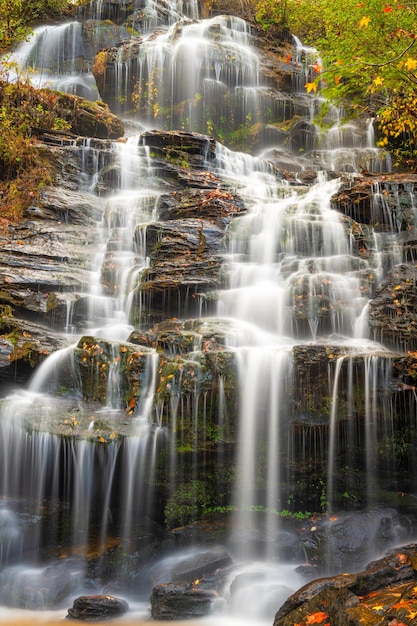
[0, 185, 103, 333]
[275, 586, 359, 626]
[262, 147, 304, 173]
[331, 175, 417, 231]
[58, 93, 124, 139]
[134, 218, 225, 323]
[27, 187, 103, 225]
[0, 338, 14, 368]
[0, 315, 69, 383]
[273, 546, 417, 626]
[128, 317, 232, 354]
[67, 594, 129, 621]
[167, 511, 233, 548]
[0, 560, 83, 609]
[157, 188, 245, 221]
[151, 546, 233, 585]
[79, 0, 137, 25]
[368, 263, 417, 352]
[150, 582, 220, 620]
[298, 509, 413, 574]
[73, 336, 155, 408]
[141, 130, 217, 164]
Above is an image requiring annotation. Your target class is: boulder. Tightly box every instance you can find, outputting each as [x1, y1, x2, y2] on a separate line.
[0, 560, 83, 609]
[273, 545, 417, 626]
[150, 546, 233, 585]
[150, 582, 220, 620]
[67, 594, 129, 621]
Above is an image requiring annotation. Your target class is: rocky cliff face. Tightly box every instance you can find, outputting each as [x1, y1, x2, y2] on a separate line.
[1, 1, 417, 619]
[1, 127, 417, 517]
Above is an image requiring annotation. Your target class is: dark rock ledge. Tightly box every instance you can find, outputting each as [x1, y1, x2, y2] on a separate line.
[66, 594, 129, 621]
[274, 544, 417, 626]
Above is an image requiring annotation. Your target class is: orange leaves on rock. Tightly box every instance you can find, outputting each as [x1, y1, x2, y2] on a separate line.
[306, 612, 329, 624]
[392, 598, 414, 610]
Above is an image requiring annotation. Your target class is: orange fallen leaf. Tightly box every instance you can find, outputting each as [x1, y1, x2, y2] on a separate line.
[306, 612, 329, 624]
[392, 599, 413, 609]
[395, 553, 410, 564]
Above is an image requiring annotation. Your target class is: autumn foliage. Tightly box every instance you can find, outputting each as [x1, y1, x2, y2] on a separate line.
[256, 0, 417, 169]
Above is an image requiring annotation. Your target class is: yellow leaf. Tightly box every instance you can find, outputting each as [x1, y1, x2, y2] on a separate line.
[371, 605, 384, 611]
[373, 76, 384, 86]
[394, 284, 403, 290]
[405, 57, 417, 71]
[305, 81, 318, 93]
[359, 15, 371, 27]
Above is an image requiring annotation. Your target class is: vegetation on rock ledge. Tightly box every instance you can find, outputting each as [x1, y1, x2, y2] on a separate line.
[0, 80, 124, 225]
[256, 0, 417, 169]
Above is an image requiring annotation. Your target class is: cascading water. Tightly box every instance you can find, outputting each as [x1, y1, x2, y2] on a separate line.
[1, 0, 417, 624]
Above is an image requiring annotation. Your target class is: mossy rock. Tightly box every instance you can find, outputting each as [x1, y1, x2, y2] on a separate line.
[73, 335, 154, 408]
[56, 93, 125, 139]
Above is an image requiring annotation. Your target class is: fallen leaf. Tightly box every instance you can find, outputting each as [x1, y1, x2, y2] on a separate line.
[305, 81, 318, 93]
[306, 612, 329, 624]
[359, 15, 371, 27]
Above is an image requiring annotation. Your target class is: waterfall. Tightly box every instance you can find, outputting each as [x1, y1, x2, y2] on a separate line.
[0, 0, 416, 623]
